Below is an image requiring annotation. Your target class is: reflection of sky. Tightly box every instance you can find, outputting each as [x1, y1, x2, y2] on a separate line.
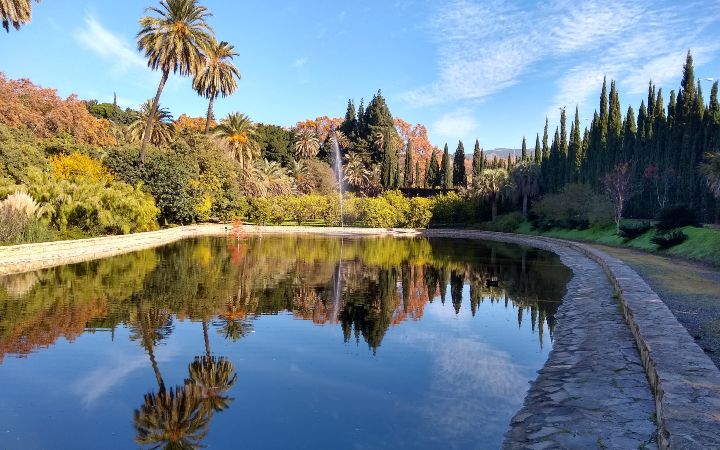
[0, 288, 553, 450]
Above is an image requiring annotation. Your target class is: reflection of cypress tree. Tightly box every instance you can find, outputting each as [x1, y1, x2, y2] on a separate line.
[423, 265, 439, 303]
[401, 262, 411, 313]
[438, 267, 449, 305]
[450, 270, 464, 314]
[469, 283, 480, 317]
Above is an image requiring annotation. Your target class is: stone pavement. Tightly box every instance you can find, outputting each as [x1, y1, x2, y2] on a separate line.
[501, 245, 657, 449]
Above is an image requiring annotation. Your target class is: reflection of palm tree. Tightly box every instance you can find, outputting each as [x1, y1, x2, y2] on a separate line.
[186, 356, 237, 413]
[134, 384, 211, 450]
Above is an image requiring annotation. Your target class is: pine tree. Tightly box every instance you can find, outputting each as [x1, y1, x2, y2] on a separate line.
[521, 137, 527, 160]
[472, 139, 483, 185]
[357, 98, 365, 136]
[534, 134, 541, 163]
[453, 140, 467, 187]
[403, 140, 414, 188]
[440, 143, 452, 189]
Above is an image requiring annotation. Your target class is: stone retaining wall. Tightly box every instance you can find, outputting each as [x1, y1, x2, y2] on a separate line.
[1, 226, 719, 448]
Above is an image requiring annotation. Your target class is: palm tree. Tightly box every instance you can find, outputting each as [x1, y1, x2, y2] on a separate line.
[244, 159, 294, 196]
[343, 152, 371, 192]
[137, 0, 214, 162]
[192, 39, 241, 134]
[186, 356, 237, 413]
[289, 159, 312, 194]
[472, 169, 513, 221]
[214, 113, 260, 169]
[129, 100, 175, 147]
[510, 161, 541, 217]
[293, 129, 320, 159]
[1, 0, 38, 32]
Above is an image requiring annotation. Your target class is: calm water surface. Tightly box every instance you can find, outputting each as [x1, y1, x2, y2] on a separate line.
[0, 236, 571, 449]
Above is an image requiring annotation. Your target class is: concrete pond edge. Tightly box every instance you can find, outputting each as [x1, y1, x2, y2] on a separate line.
[1, 225, 719, 448]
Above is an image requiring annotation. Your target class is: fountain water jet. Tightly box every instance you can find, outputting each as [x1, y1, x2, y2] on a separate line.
[330, 128, 344, 227]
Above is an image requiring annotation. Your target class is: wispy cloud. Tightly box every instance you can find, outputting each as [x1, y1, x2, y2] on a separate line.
[402, 0, 720, 120]
[432, 109, 478, 140]
[294, 57, 307, 68]
[75, 14, 145, 73]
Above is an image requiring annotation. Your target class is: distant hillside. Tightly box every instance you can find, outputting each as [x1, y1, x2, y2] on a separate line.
[464, 148, 521, 160]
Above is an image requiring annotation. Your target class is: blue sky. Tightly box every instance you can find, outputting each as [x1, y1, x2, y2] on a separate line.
[1, 0, 719, 149]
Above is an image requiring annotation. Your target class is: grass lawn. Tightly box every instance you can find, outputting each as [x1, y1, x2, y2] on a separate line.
[512, 221, 720, 267]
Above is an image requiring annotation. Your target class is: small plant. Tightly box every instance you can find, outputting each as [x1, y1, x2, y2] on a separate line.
[655, 204, 700, 230]
[651, 229, 688, 249]
[618, 221, 652, 240]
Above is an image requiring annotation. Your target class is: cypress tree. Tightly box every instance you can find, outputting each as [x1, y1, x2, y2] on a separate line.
[521, 137, 527, 160]
[542, 118, 549, 161]
[608, 80, 623, 167]
[381, 128, 397, 189]
[472, 139, 483, 185]
[453, 140, 467, 187]
[559, 108, 568, 183]
[622, 105, 637, 164]
[440, 143, 452, 189]
[428, 150, 440, 187]
[568, 106, 581, 183]
[580, 127, 590, 183]
[415, 161, 421, 188]
[534, 134, 541, 163]
[357, 98, 365, 137]
[599, 77, 609, 176]
[404, 140, 414, 187]
[340, 99, 357, 139]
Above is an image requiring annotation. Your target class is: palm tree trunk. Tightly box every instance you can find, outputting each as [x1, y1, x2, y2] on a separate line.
[204, 95, 215, 134]
[202, 320, 211, 358]
[140, 69, 169, 164]
[522, 194, 528, 217]
[138, 303, 165, 393]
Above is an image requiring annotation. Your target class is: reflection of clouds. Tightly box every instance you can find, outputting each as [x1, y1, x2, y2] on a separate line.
[404, 329, 527, 445]
[72, 343, 179, 407]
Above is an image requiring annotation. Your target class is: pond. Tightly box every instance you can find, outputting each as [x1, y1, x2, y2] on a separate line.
[0, 235, 571, 449]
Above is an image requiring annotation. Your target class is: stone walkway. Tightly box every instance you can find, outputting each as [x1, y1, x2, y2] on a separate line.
[501, 244, 657, 449]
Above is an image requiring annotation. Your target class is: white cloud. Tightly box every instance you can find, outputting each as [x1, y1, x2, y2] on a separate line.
[432, 109, 478, 139]
[75, 15, 146, 73]
[402, 0, 720, 118]
[294, 57, 307, 68]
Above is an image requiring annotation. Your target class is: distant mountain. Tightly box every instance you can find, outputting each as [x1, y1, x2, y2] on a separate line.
[464, 148, 521, 160]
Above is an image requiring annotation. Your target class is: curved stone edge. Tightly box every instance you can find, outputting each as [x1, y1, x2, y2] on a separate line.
[2, 226, 719, 448]
[452, 231, 720, 450]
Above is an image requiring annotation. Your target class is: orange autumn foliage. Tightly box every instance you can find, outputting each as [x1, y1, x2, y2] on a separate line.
[175, 114, 214, 133]
[0, 73, 116, 146]
[395, 118, 439, 185]
[295, 116, 343, 143]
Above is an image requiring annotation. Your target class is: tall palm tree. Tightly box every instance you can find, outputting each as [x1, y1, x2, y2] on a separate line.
[192, 39, 241, 134]
[214, 113, 260, 169]
[510, 160, 541, 217]
[472, 168, 513, 221]
[129, 100, 175, 147]
[1, 0, 38, 32]
[293, 129, 320, 159]
[137, 0, 214, 162]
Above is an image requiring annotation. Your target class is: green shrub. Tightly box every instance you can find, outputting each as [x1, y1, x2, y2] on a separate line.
[358, 197, 397, 228]
[405, 197, 433, 228]
[651, 229, 688, 249]
[105, 146, 196, 224]
[246, 197, 285, 225]
[532, 183, 613, 230]
[618, 221, 653, 240]
[482, 212, 524, 232]
[431, 192, 475, 225]
[655, 204, 700, 231]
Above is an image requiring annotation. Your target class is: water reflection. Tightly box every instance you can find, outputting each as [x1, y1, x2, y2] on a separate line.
[0, 236, 571, 449]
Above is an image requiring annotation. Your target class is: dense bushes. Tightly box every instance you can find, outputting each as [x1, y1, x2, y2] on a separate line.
[618, 221, 653, 240]
[651, 230, 688, 249]
[655, 204, 700, 230]
[1, 170, 158, 235]
[532, 183, 613, 230]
